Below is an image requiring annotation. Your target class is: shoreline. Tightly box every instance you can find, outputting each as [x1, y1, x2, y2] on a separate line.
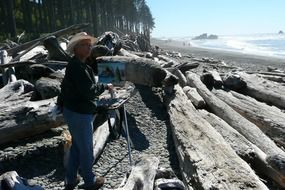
[151, 38, 285, 71]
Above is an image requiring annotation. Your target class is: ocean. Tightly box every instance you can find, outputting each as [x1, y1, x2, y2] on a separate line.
[184, 33, 285, 59]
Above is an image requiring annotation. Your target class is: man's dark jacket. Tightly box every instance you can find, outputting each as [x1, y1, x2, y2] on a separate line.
[57, 56, 106, 114]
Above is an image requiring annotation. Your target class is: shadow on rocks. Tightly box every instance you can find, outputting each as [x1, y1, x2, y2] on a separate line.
[123, 112, 149, 151]
[135, 84, 168, 121]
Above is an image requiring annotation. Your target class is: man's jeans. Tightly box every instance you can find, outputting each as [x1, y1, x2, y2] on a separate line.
[63, 107, 96, 186]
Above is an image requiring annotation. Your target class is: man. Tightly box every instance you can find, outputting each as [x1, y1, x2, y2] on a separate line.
[58, 32, 112, 190]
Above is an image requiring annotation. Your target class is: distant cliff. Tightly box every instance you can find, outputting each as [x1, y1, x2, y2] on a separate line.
[192, 33, 218, 40]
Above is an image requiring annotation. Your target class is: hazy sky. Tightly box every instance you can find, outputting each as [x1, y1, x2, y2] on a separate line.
[145, 0, 285, 37]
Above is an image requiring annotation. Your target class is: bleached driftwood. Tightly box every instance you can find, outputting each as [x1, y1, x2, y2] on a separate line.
[199, 109, 285, 188]
[166, 85, 268, 190]
[186, 71, 285, 179]
[116, 156, 159, 190]
[7, 23, 89, 56]
[257, 74, 285, 83]
[0, 171, 43, 190]
[158, 55, 180, 68]
[0, 80, 64, 145]
[183, 86, 205, 108]
[228, 72, 285, 109]
[171, 68, 187, 87]
[213, 89, 285, 147]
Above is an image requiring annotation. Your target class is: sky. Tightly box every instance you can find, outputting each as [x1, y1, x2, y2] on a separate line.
[145, 0, 285, 38]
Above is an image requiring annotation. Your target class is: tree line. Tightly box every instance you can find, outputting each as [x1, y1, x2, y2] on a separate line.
[0, 0, 155, 42]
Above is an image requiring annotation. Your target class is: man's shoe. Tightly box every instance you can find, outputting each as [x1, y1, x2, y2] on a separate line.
[84, 176, 105, 190]
[64, 176, 80, 190]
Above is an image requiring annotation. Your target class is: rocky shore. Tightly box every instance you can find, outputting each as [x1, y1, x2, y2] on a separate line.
[0, 84, 180, 189]
[1, 36, 285, 189]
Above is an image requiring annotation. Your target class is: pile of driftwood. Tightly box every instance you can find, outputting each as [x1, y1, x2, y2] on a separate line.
[0, 25, 182, 189]
[1, 24, 285, 189]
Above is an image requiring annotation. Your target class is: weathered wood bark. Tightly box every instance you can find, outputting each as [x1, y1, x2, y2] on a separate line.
[35, 77, 61, 99]
[0, 80, 65, 145]
[116, 156, 159, 190]
[183, 86, 206, 108]
[227, 72, 285, 109]
[208, 70, 223, 88]
[158, 55, 179, 68]
[0, 171, 43, 190]
[199, 109, 285, 188]
[171, 68, 187, 87]
[96, 56, 178, 87]
[9, 41, 41, 63]
[7, 23, 89, 57]
[93, 113, 113, 161]
[186, 71, 285, 178]
[213, 89, 285, 147]
[155, 178, 186, 190]
[176, 62, 199, 73]
[257, 74, 285, 83]
[248, 71, 285, 78]
[166, 85, 268, 189]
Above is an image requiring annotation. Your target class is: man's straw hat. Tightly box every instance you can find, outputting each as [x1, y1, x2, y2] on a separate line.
[66, 32, 97, 53]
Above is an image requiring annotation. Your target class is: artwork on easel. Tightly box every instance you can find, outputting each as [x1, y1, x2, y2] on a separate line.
[97, 61, 126, 86]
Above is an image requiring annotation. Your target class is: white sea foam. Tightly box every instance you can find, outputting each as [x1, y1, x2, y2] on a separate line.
[180, 33, 285, 58]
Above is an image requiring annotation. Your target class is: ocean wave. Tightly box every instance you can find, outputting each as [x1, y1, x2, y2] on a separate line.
[189, 33, 285, 58]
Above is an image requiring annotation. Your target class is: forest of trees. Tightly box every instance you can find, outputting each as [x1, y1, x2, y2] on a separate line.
[0, 0, 155, 41]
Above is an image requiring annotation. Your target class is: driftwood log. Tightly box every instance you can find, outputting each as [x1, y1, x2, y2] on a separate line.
[116, 156, 159, 190]
[0, 171, 43, 190]
[186, 71, 285, 179]
[183, 86, 205, 108]
[96, 56, 178, 87]
[257, 74, 285, 83]
[166, 85, 268, 189]
[213, 89, 285, 147]
[0, 80, 64, 145]
[226, 72, 285, 109]
[6, 23, 89, 57]
[199, 109, 285, 188]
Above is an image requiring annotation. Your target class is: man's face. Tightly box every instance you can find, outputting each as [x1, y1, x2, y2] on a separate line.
[74, 39, 92, 59]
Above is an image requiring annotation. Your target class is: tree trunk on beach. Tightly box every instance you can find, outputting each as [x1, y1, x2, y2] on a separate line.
[224, 72, 285, 109]
[213, 89, 285, 147]
[199, 109, 285, 188]
[186, 71, 285, 181]
[116, 156, 159, 190]
[165, 85, 268, 190]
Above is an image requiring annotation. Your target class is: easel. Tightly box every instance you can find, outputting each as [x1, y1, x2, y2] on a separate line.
[97, 87, 134, 166]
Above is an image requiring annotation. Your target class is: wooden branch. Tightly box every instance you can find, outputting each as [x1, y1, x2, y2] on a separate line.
[199, 109, 285, 188]
[165, 85, 268, 189]
[116, 156, 159, 190]
[7, 23, 89, 56]
[186, 71, 285, 178]
[213, 89, 285, 147]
